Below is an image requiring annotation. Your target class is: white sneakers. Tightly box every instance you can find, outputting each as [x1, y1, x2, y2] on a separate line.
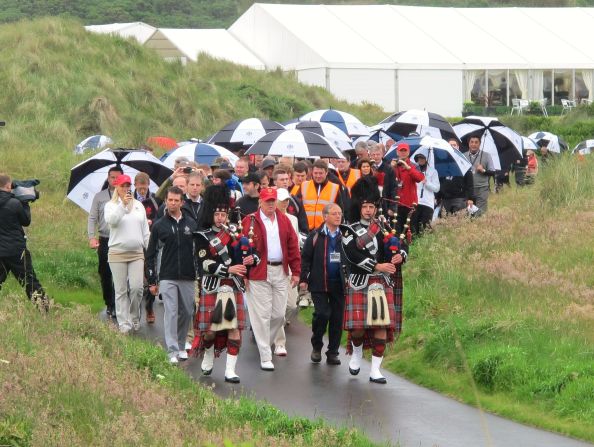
[178, 350, 188, 361]
[274, 345, 287, 356]
[169, 356, 179, 365]
[260, 360, 275, 371]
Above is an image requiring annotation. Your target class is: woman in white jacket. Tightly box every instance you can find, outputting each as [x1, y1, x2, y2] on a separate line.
[411, 153, 440, 235]
[104, 174, 150, 333]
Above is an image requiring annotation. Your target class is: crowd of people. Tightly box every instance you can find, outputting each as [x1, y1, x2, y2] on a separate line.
[1, 132, 544, 385]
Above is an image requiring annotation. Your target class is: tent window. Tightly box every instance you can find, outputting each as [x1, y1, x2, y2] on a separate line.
[471, 71, 486, 105]
[543, 70, 553, 105]
[553, 70, 572, 105]
[575, 72, 590, 103]
[487, 70, 506, 106]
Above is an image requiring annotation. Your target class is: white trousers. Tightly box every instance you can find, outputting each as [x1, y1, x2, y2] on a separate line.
[109, 259, 144, 332]
[273, 284, 298, 347]
[246, 265, 288, 362]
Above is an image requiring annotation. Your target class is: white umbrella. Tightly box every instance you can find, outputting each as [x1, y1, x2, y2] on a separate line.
[409, 136, 472, 177]
[74, 135, 113, 155]
[67, 148, 172, 213]
[208, 118, 285, 149]
[527, 131, 567, 153]
[521, 136, 538, 151]
[245, 129, 345, 159]
[572, 140, 594, 155]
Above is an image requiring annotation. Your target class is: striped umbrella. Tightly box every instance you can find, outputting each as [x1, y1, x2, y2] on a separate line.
[285, 121, 352, 151]
[162, 142, 238, 168]
[245, 129, 344, 159]
[208, 118, 285, 149]
[381, 109, 457, 142]
[299, 109, 369, 138]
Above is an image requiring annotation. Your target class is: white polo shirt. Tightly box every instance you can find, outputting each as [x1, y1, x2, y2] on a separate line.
[260, 209, 283, 262]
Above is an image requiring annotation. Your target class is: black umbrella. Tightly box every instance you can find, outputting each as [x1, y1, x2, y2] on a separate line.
[380, 109, 457, 142]
[207, 118, 285, 150]
[66, 148, 172, 212]
[453, 116, 523, 170]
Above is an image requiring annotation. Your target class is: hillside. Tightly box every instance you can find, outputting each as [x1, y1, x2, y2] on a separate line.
[0, 0, 589, 29]
[1, 16, 594, 445]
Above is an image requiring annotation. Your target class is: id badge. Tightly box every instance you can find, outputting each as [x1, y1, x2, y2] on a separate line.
[329, 251, 341, 263]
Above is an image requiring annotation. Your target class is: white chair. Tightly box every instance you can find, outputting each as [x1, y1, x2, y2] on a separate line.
[580, 98, 592, 106]
[539, 98, 549, 117]
[561, 99, 576, 114]
[510, 98, 529, 115]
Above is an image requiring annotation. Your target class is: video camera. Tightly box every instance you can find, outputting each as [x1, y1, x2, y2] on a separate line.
[12, 179, 41, 203]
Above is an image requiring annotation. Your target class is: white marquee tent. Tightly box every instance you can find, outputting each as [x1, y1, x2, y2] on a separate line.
[85, 22, 156, 44]
[229, 4, 594, 116]
[144, 28, 265, 69]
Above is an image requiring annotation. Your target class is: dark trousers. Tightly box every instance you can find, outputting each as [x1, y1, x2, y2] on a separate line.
[0, 249, 45, 300]
[98, 237, 115, 309]
[442, 197, 466, 215]
[410, 204, 434, 235]
[311, 281, 345, 356]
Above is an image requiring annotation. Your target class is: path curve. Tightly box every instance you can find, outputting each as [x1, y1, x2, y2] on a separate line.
[122, 305, 592, 447]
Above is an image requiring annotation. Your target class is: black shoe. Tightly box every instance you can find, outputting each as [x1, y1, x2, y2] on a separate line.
[326, 354, 341, 365]
[369, 377, 387, 384]
[349, 367, 360, 376]
[310, 350, 322, 363]
[225, 376, 240, 384]
[202, 368, 213, 376]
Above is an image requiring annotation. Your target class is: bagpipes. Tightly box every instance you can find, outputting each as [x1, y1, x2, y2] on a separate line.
[227, 208, 256, 268]
[377, 201, 402, 260]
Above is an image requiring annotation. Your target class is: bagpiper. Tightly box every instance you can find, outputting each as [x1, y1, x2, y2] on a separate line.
[341, 176, 407, 384]
[191, 184, 256, 383]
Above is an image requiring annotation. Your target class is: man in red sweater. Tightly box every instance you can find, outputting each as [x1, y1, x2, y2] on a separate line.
[241, 187, 301, 371]
[392, 142, 425, 235]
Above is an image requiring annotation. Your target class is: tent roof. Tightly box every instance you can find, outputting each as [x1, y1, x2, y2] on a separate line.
[144, 28, 265, 69]
[231, 4, 594, 70]
[85, 22, 156, 44]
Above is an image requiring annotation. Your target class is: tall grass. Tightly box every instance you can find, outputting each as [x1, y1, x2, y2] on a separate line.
[389, 156, 594, 441]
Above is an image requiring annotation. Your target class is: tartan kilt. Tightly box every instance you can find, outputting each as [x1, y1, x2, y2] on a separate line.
[343, 272, 403, 335]
[194, 278, 246, 332]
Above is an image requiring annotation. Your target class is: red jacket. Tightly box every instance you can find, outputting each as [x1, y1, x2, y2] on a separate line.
[241, 209, 301, 281]
[394, 159, 425, 208]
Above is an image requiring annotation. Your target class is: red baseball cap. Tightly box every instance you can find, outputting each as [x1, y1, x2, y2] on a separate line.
[259, 187, 277, 201]
[114, 174, 132, 186]
[397, 142, 410, 152]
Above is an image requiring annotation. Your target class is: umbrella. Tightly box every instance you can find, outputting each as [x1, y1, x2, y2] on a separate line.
[245, 129, 345, 159]
[162, 143, 239, 168]
[146, 136, 178, 150]
[453, 116, 523, 170]
[383, 136, 424, 163]
[409, 136, 472, 178]
[284, 121, 352, 151]
[74, 135, 113, 155]
[521, 136, 538, 151]
[299, 109, 369, 137]
[380, 109, 457, 142]
[527, 131, 568, 153]
[207, 118, 285, 149]
[572, 140, 594, 155]
[366, 126, 404, 146]
[66, 148, 173, 213]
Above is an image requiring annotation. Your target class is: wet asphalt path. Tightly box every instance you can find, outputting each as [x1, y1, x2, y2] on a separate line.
[111, 304, 592, 447]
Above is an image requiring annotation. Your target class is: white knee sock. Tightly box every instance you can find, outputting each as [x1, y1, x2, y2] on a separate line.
[370, 355, 385, 380]
[349, 342, 363, 371]
[201, 346, 214, 372]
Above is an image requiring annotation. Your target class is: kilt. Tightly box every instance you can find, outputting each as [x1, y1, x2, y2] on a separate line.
[194, 278, 246, 332]
[343, 271, 403, 348]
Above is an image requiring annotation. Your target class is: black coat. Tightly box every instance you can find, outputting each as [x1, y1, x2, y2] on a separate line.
[0, 190, 30, 257]
[146, 212, 197, 284]
[300, 225, 345, 293]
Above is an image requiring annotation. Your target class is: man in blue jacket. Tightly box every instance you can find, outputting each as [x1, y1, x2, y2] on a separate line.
[299, 203, 345, 365]
[0, 173, 48, 311]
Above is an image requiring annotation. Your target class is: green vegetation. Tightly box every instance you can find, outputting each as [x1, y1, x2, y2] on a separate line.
[1, 16, 594, 445]
[1, 0, 592, 29]
[0, 295, 377, 446]
[389, 155, 594, 441]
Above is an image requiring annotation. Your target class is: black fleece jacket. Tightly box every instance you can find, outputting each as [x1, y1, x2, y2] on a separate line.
[0, 190, 30, 257]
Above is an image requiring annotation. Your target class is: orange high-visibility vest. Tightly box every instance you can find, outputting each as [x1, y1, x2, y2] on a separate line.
[290, 184, 300, 196]
[336, 169, 361, 194]
[301, 180, 340, 230]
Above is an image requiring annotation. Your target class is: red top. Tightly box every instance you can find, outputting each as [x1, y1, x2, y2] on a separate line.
[393, 159, 425, 208]
[241, 209, 301, 281]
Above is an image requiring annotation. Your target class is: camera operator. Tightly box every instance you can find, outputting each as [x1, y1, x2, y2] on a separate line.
[0, 173, 49, 311]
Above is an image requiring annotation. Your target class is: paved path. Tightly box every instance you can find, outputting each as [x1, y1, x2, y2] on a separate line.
[119, 304, 592, 447]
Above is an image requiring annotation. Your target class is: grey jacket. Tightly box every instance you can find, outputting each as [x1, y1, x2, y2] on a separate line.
[87, 188, 112, 239]
[465, 150, 495, 189]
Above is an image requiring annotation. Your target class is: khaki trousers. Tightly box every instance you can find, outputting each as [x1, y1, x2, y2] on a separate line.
[273, 284, 298, 348]
[246, 265, 288, 362]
